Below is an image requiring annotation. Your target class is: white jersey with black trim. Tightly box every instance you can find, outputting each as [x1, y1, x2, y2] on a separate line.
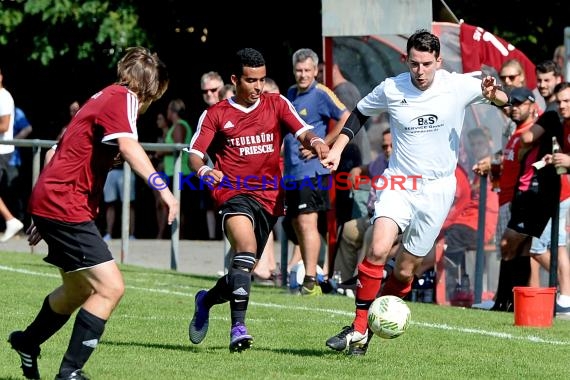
[357, 69, 489, 179]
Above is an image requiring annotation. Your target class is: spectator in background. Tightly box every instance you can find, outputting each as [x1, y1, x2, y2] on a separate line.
[333, 129, 392, 284]
[535, 60, 563, 113]
[331, 63, 372, 226]
[201, 71, 224, 108]
[0, 67, 24, 242]
[153, 112, 169, 239]
[200, 71, 224, 239]
[442, 128, 499, 302]
[553, 45, 566, 81]
[283, 48, 350, 296]
[263, 77, 280, 94]
[332, 63, 371, 164]
[218, 84, 236, 101]
[57, 100, 80, 140]
[490, 87, 545, 312]
[252, 77, 282, 285]
[102, 159, 136, 241]
[45, 100, 81, 165]
[6, 107, 33, 223]
[499, 59, 546, 112]
[533, 82, 570, 318]
[159, 99, 193, 239]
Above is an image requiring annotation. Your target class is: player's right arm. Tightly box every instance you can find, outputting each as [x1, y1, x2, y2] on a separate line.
[187, 110, 224, 184]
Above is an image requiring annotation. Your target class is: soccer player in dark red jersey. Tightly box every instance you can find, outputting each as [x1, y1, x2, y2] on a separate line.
[188, 48, 329, 352]
[8, 47, 178, 380]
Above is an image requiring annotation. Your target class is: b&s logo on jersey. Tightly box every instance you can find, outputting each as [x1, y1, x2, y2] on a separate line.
[406, 114, 443, 134]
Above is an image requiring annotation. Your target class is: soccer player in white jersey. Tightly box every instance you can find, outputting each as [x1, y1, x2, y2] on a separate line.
[321, 29, 509, 355]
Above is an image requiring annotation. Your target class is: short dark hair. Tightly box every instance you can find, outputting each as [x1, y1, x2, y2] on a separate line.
[406, 29, 440, 58]
[554, 82, 570, 94]
[232, 48, 265, 79]
[536, 60, 562, 77]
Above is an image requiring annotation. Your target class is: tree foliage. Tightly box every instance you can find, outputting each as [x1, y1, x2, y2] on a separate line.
[0, 0, 150, 67]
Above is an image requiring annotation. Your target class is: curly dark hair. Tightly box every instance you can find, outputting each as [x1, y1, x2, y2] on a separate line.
[232, 48, 265, 79]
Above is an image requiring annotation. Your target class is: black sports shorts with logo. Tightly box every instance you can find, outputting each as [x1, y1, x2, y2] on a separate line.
[32, 215, 114, 273]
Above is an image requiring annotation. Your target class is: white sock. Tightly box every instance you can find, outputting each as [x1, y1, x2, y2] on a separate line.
[557, 294, 570, 307]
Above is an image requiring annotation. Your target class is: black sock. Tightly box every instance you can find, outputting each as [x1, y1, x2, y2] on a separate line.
[229, 252, 255, 325]
[58, 308, 106, 377]
[303, 275, 317, 289]
[24, 296, 71, 347]
[493, 259, 513, 311]
[204, 275, 233, 307]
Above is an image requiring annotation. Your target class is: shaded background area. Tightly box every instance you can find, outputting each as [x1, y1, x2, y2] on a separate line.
[0, 0, 567, 239]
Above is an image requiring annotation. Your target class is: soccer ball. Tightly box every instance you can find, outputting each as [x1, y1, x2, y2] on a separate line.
[368, 295, 411, 339]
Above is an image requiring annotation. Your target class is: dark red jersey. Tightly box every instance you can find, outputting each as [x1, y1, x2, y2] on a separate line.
[189, 93, 311, 215]
[29, 84, 139, 222]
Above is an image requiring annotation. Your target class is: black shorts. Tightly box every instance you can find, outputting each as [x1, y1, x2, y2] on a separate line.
[507, 190, 554, 238]
[281, 211, 328, 245]
[218, 194, 278, 257]
[32, 215, 114, 273]
[285, 175, 331, 217]
[444, 224, 477, 252]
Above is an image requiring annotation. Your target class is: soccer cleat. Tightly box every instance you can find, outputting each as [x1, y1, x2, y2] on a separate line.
[300, 284, 322, 296]
[8, 330, 41, 380]
[189, 290, 210, 344]
[55, 369, 90, 379]
[347, 329, 373, 356]
[326, 325, 355, 351]
[1, 218, 24, 242]
[229, 322, 253, 352]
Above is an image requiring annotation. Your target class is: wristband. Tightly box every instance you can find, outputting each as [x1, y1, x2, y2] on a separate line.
[197, 165, 212, 177]
[310, 137, 325, 147]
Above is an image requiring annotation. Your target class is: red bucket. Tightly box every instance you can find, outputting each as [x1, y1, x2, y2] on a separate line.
[513, 287, 556, 327]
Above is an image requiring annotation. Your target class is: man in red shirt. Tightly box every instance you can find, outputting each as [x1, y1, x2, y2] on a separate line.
[488, 87, 541, 311]
[187, 48, 328, 352]
[8, 47, 178, 380]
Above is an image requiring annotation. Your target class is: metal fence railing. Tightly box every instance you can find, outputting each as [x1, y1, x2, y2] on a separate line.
[0, 139, 187, 270]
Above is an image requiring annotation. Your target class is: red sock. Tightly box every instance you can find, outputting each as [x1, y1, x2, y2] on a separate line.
[354, 258, 384, 333]
[380, 274, 413, 298]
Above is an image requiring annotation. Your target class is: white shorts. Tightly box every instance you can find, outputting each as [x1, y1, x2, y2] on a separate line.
[530, 198, 570, 254]
[372, 175, 456, 256]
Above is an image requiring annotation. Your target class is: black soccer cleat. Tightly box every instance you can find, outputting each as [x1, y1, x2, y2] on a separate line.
[8, 330, 41, 380]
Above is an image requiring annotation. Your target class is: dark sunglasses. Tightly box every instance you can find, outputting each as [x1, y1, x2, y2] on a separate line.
[202, 87, 220, 94]
[499, 74, 520, 81]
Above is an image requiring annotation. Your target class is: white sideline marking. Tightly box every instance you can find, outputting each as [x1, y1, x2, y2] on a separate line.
[2, 264, 569, 346]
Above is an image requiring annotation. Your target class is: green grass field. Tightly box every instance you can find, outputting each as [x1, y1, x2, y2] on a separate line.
[1, 250, 569, 380]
